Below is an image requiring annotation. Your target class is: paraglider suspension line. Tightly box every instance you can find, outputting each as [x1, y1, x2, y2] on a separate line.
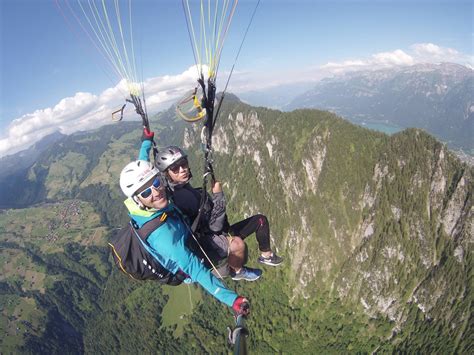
[213, 0, 261, 130]
[125, 94, 158, 161]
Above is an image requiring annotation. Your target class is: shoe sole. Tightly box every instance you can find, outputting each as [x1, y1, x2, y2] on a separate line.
[257, 261, 282, 266]
[231, 275, 262, 282]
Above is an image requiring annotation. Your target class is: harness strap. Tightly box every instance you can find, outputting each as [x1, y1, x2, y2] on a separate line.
[134, 213, 168, 241]
[108, 242, 138, 280]
[191, 76, 217, 234]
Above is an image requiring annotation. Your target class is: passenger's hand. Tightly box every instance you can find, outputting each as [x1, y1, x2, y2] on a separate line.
[212, 181, 222, 193]
[232, 296, 250, 317]
[141, 128, 154, 142]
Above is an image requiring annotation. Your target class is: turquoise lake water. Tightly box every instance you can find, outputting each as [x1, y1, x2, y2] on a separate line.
[358, 122, 403, 135]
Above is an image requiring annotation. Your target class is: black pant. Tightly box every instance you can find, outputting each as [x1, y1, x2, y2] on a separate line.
[226, 214, 271, 252]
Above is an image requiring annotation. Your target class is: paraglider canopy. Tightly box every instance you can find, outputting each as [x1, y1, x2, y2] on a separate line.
[182, 0, 238, 84]
[55, 0, 150, 129]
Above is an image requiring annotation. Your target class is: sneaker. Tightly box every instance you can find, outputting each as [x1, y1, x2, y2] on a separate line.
[258, 253, 283, 266]
[231, 267, 262, 281]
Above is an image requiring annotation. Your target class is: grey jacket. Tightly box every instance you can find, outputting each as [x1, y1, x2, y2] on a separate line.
[170, 182, 227, 233]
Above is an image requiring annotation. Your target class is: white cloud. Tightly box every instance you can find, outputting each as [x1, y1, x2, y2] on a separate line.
[320, 49, 415, 73]
[372, 49, 415, 66]
[227, 42, 472, 100]
[319, 43, 472, 75]
[0, 92, 99, 157]
[410, 43, 462, 62]
[322, 60, 367, 69]
[412, 43, 445, 56]
[225, 43, 472, 95]
[0, 67, 199, 158]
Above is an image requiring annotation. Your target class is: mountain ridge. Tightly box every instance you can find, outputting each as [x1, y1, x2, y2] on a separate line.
[285, 63, 473, 153]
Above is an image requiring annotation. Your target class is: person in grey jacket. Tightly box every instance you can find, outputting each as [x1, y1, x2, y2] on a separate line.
[154, 145, 283, 281]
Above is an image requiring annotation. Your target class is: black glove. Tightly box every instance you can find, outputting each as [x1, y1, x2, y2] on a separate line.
[142, 128, 154, 142]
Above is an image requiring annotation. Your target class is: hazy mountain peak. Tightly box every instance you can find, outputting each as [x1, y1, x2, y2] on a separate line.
[286, 62, 473, 152]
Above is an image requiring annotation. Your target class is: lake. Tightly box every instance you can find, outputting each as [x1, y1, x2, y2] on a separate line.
[358, 121, 403, 135]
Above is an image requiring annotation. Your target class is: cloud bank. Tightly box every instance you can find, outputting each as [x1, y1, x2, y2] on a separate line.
[0, 67, 199, 158]
[1, 43, 471, 158]
[320, 42, 472, 74]
[230, 42, 473, 98]
[229, 43, 472, 94]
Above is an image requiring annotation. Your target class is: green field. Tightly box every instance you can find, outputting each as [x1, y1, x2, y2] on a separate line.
[161, 283, 203, 336]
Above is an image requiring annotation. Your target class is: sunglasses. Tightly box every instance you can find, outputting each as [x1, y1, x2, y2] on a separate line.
[137, 175, 162, 199]
[168, 158, 189, 174]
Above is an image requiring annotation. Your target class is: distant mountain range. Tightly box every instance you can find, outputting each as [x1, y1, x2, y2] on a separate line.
[0, 131, 66, 179]
[238, 82, 315, 109]
[284, 63, 473, 152]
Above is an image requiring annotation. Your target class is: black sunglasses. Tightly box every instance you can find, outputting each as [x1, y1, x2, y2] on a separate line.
[168, 158, 189, 174]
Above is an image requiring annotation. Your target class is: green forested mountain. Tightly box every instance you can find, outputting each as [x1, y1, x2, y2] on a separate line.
[0, 98, 472, 353]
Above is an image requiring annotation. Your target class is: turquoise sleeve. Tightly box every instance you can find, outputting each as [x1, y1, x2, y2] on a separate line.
[172, 246, 238, 307]
[146, 221, 238, 308]
[147, 218, 237, 307]
[139, 140, 152, 161]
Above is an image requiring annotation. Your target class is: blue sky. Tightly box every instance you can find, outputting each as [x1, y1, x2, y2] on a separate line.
[0, 0, 472, 157]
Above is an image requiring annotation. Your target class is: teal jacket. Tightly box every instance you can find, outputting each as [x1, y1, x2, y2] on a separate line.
[125, 140, 237, 307]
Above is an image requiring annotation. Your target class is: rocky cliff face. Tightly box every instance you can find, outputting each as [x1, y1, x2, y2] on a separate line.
[183, 103, 472, 346]
[337, 135, 471, 337]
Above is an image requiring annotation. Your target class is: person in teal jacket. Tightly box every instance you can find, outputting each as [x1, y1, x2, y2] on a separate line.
[139, 130, 261, 280]
[119, 138, 249, 315]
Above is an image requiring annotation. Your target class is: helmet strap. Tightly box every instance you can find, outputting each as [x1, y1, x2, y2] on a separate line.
[132, 194, 164, 213]
[132, 195, 145, 209]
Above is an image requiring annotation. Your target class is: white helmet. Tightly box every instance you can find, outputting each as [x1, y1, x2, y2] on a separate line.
[120, 160, 159, 197]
